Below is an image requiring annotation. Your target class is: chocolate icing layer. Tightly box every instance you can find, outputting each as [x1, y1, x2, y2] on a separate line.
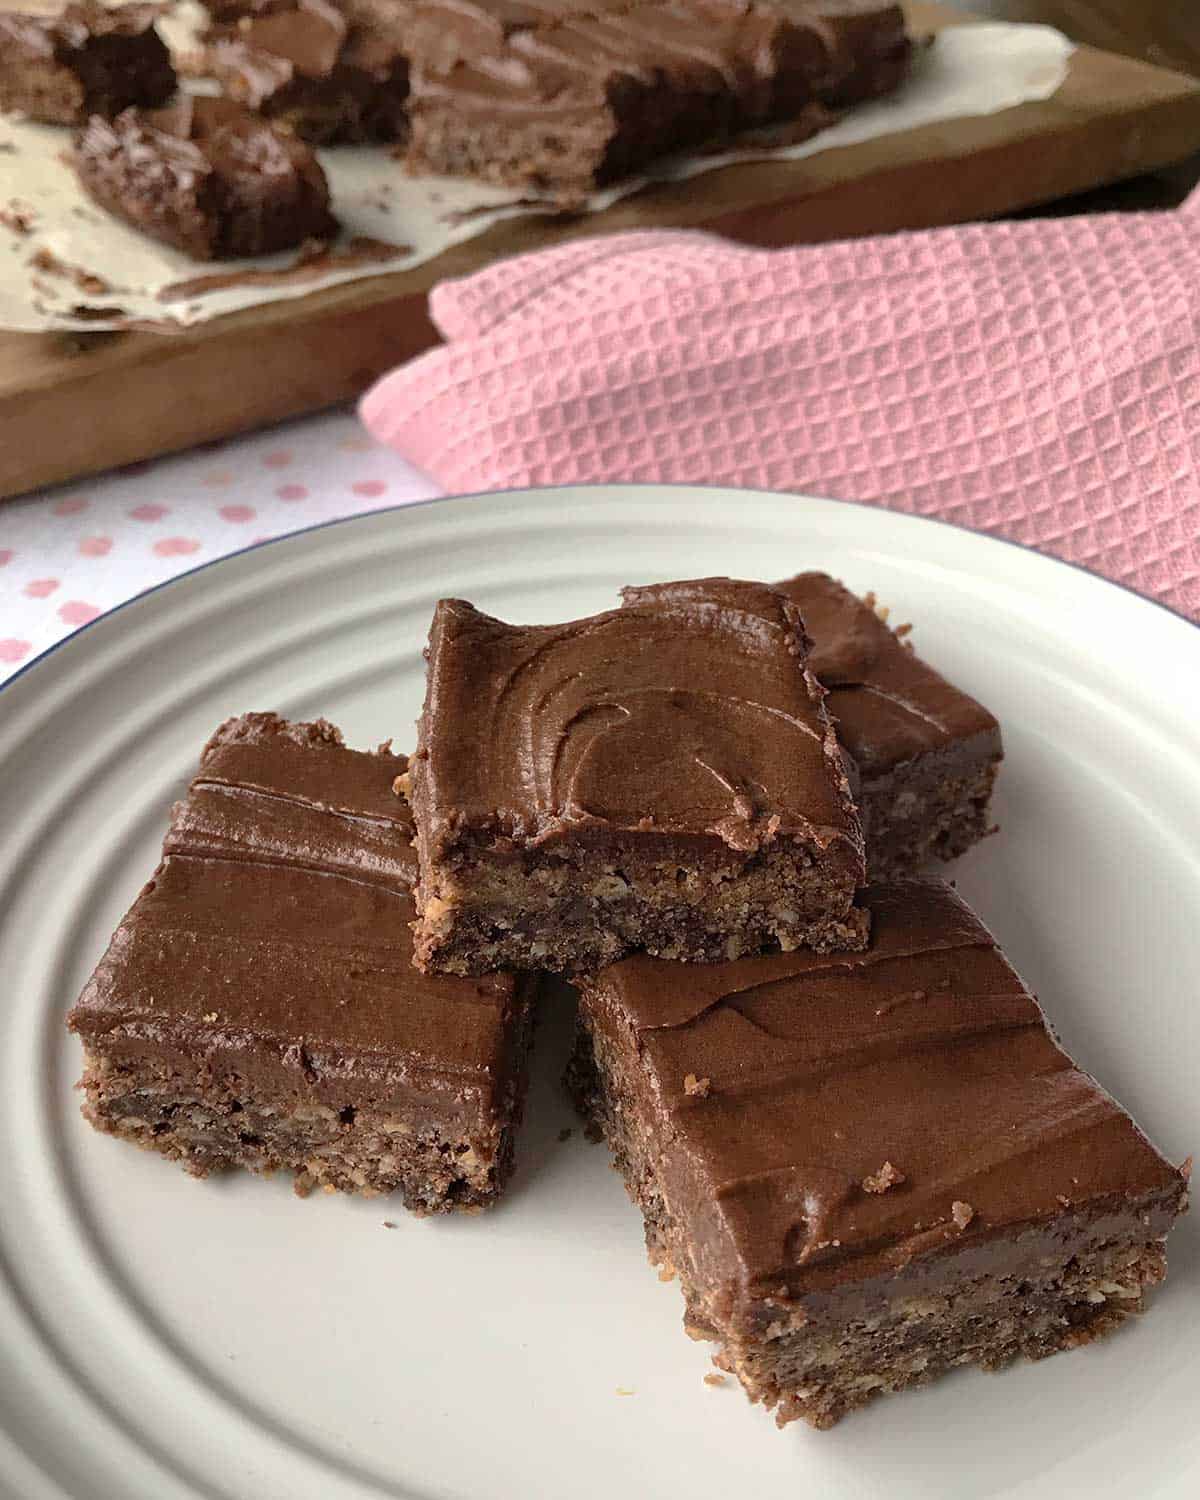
[412, 577, 864, 866]
[165, 711, 416, 887]
[579, 880, 1187, 1306]
[405, 0, 837, 116]
[402, 0, 644, 72]
[775, 572, 1002, 780]
[69, 714, 525, 1124]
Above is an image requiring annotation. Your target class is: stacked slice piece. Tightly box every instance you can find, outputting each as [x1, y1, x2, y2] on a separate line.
[407, 579, 869, 976]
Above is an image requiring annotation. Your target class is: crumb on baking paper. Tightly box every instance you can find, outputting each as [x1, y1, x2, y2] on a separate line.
[615, 1387, 635, 1397]
[862, 1161, 906, 1194]
[382, 1220, 397, 1229]
[29, 247, 111, 296]
[557, 1126, 573, 1143]
[951, 1200, 974, 1231]
[683, 1073, 710, 1097]
[657, 1265, 675, 1283]
[1, 200, 35, 234]
[67, 303, 127, 322]
[703, 1373, 726, 1387]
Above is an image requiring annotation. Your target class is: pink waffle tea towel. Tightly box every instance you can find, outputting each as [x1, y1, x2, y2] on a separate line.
[361, 203, 1200, 622]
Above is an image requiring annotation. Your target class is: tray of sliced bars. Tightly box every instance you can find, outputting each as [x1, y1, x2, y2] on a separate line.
[4, 0, 1200, 497]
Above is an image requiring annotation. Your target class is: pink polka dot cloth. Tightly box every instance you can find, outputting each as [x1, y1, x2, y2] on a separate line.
[0, 410, 440, 682]
[362, 198, 1200, 625]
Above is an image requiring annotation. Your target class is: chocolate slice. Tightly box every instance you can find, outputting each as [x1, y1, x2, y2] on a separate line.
[67, 713, 537, 1213]
[0, 2, 175, 124]
[408, 577, 867, 976]
[776, 572, 1002, 878]
[570, 878, 1189, 1426]
[403, 0, 907, 196]
[208, 0, 410, 143]
[73, 95, 337, 260]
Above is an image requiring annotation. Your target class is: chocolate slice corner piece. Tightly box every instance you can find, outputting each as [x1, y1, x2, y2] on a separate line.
[570, 878, 1188, 1426]
[67, 712, 538, 1215]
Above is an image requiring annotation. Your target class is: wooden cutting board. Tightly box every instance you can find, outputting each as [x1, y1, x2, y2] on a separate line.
[3, 1, 1200, 501]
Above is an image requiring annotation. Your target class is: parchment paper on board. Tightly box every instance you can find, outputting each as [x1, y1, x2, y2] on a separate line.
[0, 13, 1073, 333]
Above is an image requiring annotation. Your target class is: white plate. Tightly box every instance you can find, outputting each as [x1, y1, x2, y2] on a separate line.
[1, 485, 1196, 1500]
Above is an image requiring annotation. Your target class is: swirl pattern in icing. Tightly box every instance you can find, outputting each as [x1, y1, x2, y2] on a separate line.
[414, 577, 864, 864]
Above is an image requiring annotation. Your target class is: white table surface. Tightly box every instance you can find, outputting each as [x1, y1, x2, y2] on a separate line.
[0, 409, 441, 685]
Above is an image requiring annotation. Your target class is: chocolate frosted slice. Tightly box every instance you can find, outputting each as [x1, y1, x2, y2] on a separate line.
[73, 96, 338, 260]
[208, 0, 411, 143]
[67, 713, 538, 1212]
[402, 0, 909, 196]
[408, 577, 868, 976]
[570, 878, 1189, 1426]
[775, 571, 1002, 878]
[0, 2, 176, 124]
